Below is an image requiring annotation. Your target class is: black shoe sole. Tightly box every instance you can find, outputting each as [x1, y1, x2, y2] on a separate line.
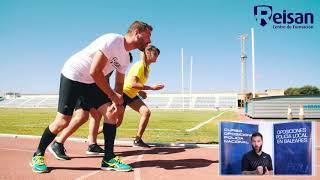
[132, 144, 151, 148]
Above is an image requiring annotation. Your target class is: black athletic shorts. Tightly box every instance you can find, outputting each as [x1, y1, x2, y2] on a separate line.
[74, 97, 93, 111]
[122, 93, 141, 108]
[57, 74, 111, 116]
[74, 70, 114, 111]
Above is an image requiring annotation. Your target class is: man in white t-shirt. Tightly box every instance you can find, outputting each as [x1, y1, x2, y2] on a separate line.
[30, 21, 153, 173]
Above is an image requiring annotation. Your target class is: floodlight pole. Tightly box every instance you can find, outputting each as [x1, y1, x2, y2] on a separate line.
[251, 28, 256, 98]
[181, 48, 184, 110]
[189, 56, 193, 109]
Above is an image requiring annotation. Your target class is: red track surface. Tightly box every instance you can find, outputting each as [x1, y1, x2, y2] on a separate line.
[0, 136, 319, 180]
[0, 111, 319, 179]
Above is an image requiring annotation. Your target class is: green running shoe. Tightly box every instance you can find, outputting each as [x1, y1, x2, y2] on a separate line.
[101, 156, 133, 172]
[29, 155, 48, 173]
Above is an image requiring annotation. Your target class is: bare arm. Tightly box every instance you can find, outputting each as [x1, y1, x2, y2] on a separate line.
[130, 76, 164, 90]
[264, 167, 273, 175]
[115, 71, 125, 95]
[242, 170, 258, 175]
[242, 166, 269, 175]
[130, 76, 153, 90]
[90, 51, 118, 103]
[114, 71, 125, 123]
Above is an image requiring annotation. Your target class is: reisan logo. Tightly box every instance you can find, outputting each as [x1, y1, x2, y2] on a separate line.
[254, 5, 314, 30]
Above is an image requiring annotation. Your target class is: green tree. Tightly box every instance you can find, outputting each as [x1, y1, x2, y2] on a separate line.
[299, 85, 320, 95]
[285, 85, 320, 95]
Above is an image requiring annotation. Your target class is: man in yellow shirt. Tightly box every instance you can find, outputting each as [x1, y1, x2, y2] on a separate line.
[119, 44, 164, 148]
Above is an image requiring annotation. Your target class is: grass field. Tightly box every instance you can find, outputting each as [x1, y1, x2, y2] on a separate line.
[0, 108, 239, 143]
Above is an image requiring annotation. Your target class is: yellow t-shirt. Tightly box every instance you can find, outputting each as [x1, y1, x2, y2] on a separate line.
[123, 60, 150, 98]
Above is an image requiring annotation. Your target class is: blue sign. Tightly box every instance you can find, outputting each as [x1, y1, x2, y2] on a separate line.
[273, 121, 312, 175]
[220, 122, 258, 175]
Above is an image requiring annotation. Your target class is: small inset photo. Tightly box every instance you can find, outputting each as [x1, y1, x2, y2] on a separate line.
[219, 121, 316, 176]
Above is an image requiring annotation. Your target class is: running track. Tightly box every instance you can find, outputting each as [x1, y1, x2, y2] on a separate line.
[0, 112, 319, 179]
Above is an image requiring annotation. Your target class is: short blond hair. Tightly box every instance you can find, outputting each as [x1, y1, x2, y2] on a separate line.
[127, 21, 153, 34]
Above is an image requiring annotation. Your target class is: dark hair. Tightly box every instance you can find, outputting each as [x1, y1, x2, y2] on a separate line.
[155, 47, 160, 55]
[127, 21, 153, 34]
[146, 44, 160, 56]
[129, 52, 133, 63]
[251, 132, 263, 141]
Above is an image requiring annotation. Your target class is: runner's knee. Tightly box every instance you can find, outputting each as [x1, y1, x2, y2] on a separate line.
[74, 111, 89, 123]
[51, 115, 71, 132]
[140, 107, 151, 117]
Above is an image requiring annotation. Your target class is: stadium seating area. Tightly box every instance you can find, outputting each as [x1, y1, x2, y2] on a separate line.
[0, 93, 238, 109]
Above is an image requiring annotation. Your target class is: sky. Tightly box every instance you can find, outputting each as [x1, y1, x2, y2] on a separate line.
[0, 0, 319, 94]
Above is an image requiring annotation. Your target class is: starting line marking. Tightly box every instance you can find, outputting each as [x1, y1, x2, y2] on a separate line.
[134, 153, 145, 180]
[75, 156, 137, 180]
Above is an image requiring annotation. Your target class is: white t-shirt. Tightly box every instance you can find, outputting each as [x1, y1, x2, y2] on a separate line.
[61, 33, 130, 84]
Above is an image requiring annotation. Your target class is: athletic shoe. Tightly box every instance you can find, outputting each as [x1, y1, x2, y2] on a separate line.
[101, 156, 133, 172]
[48, 141, 71, 160]
[29, 155, 48, 173]
[86, 144, 104, 155]
[133, 138, 151, 148]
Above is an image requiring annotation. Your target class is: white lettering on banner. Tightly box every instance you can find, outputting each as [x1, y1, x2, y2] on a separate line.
[275, 128, 309, 144]
[223, 128, 252, 144]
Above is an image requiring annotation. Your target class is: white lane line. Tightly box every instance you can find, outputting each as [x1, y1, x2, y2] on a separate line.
[75, 156, 136, 180]
[0, 147, 34, 153]
[75, 170, 101, 180]
[185, 111, 227, 132]
[121, 128, 180, 132]
[134, 154, 144, 180]
[0, 147, 85, 157]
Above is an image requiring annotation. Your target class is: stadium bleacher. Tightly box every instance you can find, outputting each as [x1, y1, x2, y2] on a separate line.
[0, 93, 238, 109]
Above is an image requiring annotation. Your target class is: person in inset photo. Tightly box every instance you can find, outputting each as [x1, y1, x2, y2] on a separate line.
[241, 132, 273, 175]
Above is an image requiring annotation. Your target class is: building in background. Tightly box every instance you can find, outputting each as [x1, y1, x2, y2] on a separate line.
[246, 95, 320, 119]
